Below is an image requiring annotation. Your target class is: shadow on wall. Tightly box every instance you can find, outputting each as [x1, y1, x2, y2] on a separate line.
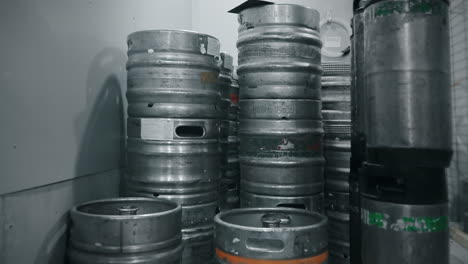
[33, 48, 127, 264]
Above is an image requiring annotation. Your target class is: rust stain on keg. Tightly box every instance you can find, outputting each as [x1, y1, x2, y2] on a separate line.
[200, 72, 218, 84]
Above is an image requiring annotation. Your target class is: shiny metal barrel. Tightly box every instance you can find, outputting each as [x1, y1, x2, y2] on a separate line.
[219, 52, 239, 121]
[236, 3, 324, 209]
[240, 191, 324, 213]
[326, 191, 350, 264]
[125, 118, 220, 199]
[126, 30, 221, 119]
[219, 120, 240, 179]
[219, 178, 240, 211]
[239, 118, 324, 197]
[322, 75, 351, 192]
[68, 198, 183, 264]
[215, 208, 328, 264]
[124, 117, 220, 264]
[363, 0, 452, 166]
[361, 197, 449, 264]
[237, 4, 322, 100]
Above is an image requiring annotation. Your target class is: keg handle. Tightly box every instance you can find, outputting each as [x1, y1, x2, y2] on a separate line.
[261, 213, 291, 228]
[118, 205, 139, 215]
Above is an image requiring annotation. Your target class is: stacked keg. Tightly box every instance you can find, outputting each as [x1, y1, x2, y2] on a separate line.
[322, 71, 351, 264]
[214, 208, 328, 264]
[235, 3, 325, 212]
[68, 198, 183, 264]
[219, 53, 240, 211]
[123, 30, 221, 264]
[351, 0, 452, 263]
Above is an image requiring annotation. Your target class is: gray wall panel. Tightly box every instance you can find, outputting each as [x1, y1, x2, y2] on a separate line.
[0, 169, 120, 264]
[0, 0, 193, 195]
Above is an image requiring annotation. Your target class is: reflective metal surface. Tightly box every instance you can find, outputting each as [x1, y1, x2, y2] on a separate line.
[363, 0, 452, 163]
[236, 3, 324, 209]
[239, 118, 324, 197]
[68, 198, 183, 264]
[126, 30, 221, 119]
[215, 208, 328, 263]
[240, 191, 324, 213]
[326, 191, 350, 264]
[124, 117, 220, 264]
[219, 53, 240, 212]
[361, 197, 449, 264]
[322, 76, 351, 192]
[219, 52, 239, 121]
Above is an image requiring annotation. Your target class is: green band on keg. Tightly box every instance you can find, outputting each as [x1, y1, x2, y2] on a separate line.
[373, 0, 446, 18]
[362, 209, 448, 233]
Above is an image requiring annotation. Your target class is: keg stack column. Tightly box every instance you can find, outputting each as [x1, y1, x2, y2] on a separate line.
[322, 72, 351, 264]
[232, 2, 325, 212]
[353, 1, 452, 263]
[350, 2, 367, 263]
[123, 30, 222, 264]
[219, 52, 240, 211]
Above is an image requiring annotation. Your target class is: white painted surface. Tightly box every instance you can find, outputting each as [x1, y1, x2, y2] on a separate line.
[0, 170, 120, 264]
[0, 1, 192, 263]
[0, 0, 193, 195]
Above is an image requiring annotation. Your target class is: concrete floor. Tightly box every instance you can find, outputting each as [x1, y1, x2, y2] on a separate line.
[451, 239, 468, 264]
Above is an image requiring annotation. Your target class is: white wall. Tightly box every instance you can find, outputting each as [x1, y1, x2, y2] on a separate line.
[192, 0, 243, 65]
[0, 1, 193, 263]
[0, 0, 193, 195]
[191, 0, 353, 65]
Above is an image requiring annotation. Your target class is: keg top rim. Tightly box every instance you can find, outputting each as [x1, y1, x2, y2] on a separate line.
[215, 207, 327, 231]
[231, 1, 319, 15]
[127, 29, 219, 42]
[71, 197, 181, 219]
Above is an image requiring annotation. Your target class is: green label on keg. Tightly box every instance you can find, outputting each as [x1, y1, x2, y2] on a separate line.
[368, 211, 386, 228]
[373, 0, 446, 18]
[362, 209, 448, 233]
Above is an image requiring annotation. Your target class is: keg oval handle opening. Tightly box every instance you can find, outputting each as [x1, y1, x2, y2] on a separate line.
[175, 125, 205, 138]
[245, 238, 285, 253]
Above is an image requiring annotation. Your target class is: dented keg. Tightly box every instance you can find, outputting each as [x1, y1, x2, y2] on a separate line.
[68, 198, 183, 264]
[126, 30, 221, 119]
[361, 197, 449, 264]
[215, 208, 328, 264]
[364, 0, 452, 167]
